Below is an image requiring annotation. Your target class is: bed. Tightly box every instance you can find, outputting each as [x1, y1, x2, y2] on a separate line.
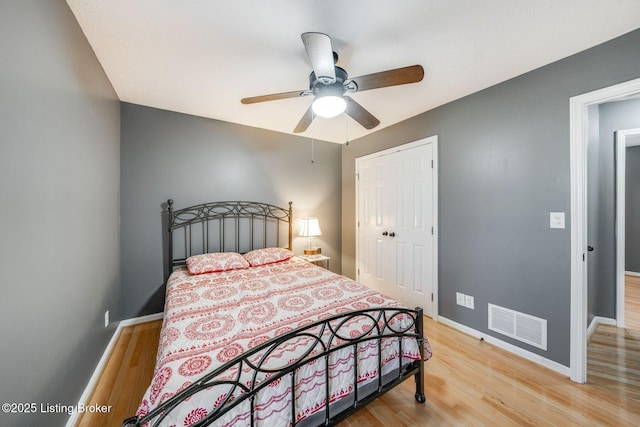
[123, 200, 431, 427]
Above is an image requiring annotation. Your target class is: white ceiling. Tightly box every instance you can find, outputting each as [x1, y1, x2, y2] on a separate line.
[67, 0, 640, 144]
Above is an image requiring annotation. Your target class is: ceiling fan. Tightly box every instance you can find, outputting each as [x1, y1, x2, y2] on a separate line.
[241, 32, 425, 134]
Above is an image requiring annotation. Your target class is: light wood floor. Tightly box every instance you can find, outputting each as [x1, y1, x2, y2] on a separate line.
[77, 276, 640, 426]
[76, 321, 160, 427]
[586, 274, 640, 404]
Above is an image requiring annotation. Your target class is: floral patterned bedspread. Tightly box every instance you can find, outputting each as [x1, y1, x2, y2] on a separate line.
[137, 256, 431, 426]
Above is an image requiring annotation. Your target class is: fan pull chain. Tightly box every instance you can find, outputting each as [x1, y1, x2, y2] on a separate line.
[311, 137, 316, 163]
[310, 110, 316, 163]
[345, 109, 350, 146]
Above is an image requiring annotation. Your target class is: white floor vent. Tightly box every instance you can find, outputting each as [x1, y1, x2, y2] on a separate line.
[488, 303, 547, 350]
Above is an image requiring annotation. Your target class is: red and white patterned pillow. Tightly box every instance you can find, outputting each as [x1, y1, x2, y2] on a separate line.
[186, 252, 250, 275]
[243, 247, 293, 267]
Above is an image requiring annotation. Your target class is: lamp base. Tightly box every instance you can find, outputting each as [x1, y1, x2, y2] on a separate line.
[304, 248, 321, 255]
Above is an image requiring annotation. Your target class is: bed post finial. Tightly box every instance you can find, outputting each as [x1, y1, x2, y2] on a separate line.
[288, 201, 293, 250]
[168, 200, 175, 228]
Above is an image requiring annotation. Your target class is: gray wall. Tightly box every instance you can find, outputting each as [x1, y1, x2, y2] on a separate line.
[120, 103, 342, 319]
[0, 1, 120, 426]
[588, 98, 640, 320]
[342, 29, 640, 366]
[628, 145, 640, 273]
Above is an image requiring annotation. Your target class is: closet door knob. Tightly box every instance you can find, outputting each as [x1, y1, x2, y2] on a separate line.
[587, 245, 594, 252]
[389, 232, 396, 237]
[382, 231, 389, 236]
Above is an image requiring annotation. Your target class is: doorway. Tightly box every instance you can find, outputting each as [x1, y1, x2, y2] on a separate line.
[616, 129, 640, 327]
[355, 136, 438, 318]
[569, 77, 640, 383]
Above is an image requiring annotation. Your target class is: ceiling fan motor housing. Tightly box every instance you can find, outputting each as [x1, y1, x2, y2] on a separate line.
[310, 66, 349, 94]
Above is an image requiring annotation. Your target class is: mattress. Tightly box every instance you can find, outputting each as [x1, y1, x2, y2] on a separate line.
[136, 254, 431, 426]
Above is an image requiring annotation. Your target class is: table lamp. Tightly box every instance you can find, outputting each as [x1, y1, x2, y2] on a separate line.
[299, 217, 322, 255]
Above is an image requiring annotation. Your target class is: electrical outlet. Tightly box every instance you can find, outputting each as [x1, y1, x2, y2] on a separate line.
[456, 292, 465, 306]
[465, 295, 475, 309]
[104, 310, 109, 328]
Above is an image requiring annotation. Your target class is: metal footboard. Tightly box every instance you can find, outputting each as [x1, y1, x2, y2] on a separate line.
[123, 307, 425, 427]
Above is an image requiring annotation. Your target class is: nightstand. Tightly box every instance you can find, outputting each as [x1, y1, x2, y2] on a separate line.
[298, 254, 330, 270]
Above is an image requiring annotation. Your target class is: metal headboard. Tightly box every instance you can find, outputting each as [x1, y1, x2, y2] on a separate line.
[167, 199, 293, 271]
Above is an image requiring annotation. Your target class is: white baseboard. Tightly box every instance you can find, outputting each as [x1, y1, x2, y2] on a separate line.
[119, 311, 164, 327]
[587, 316, 617, 342]
[625, 271, 640, 277]
[438, 316, 570, 377]
[66, 312, 164, 427]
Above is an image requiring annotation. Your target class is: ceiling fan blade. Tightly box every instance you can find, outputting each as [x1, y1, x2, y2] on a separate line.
[293, 105, 315, 133]
[301, 32, 336, 84]
[241, 89, 308, 104]
[349, 65, 424, 92]
[345, 96, 380, 130]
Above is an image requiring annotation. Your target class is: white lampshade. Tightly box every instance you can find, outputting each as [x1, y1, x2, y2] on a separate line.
[299, 217, 322, 237]
[312, 95, 346, 118]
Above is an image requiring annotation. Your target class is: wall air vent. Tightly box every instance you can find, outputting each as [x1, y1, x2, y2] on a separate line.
[488, 303, 547, 350]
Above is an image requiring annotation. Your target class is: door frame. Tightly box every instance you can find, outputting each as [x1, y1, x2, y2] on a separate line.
[569, 77, 640, 383]
[355, 135, 439, 319]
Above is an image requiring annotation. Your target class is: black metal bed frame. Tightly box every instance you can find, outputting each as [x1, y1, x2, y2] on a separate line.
[123, 200, 425, 427]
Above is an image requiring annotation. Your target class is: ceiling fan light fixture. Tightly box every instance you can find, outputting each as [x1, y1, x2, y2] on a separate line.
[312, 95, 346, 118]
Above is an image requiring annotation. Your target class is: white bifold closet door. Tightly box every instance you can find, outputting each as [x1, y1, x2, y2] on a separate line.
[356, 138, 436, 317]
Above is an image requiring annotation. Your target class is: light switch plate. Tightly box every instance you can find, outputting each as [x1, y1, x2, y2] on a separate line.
[456, 292, 465, 306]
[550, 212, 565, 229]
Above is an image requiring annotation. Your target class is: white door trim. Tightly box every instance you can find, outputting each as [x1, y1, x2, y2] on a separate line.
[569, 77, 640, 383]
[615, 128, 640, 328]
[355, 136, 439, 319]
